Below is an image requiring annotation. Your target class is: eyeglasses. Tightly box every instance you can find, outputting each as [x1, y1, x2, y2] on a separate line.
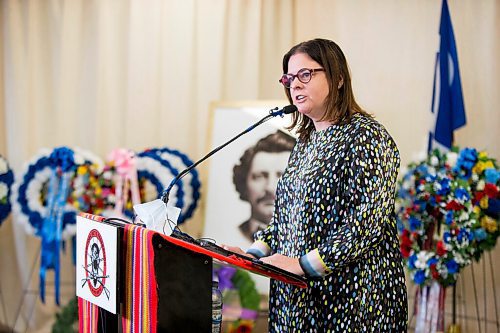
[279, 68, 325, 88]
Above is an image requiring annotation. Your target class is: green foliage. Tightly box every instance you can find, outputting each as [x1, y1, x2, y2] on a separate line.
[52, 296, 78, 333]
[232, 269, 260, 311]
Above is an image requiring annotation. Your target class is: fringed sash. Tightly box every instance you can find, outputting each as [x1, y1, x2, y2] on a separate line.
[122, 224, 158, 333]
[78, 297, 99, 333]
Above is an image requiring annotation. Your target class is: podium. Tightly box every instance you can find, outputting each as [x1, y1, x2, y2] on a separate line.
[76, 213, 307, 332]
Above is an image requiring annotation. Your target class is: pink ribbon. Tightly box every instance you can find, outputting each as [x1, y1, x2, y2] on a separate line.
[107, 149, 141, 215]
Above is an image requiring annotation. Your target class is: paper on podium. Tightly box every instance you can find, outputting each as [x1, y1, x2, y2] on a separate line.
[133, 199, 181, 236]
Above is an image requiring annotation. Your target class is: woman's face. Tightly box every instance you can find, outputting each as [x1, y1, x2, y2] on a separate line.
[287, 52, 330, 128]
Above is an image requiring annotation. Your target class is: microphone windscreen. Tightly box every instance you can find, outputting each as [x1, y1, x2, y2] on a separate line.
[283, 104, 298, 114]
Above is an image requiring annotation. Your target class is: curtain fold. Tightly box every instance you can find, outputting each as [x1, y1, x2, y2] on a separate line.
[1, 0, 498, 331]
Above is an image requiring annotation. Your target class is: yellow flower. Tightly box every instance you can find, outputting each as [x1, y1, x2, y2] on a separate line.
[77, 166, 87, 175]
[95, 187, 102, 196]
[473, 160, 495, 175]
[473, 206, 481, 214]
[478, 151, 488, 159]
[481, 215, 498, 233]
[480, 196, 489, 209]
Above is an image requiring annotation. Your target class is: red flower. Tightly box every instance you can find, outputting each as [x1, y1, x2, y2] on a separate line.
[432, 270, 440, 279]
[436, 241, 447, 256]
[474, 191, 486, 204]
[445, 200, 464, 211]
[435, 195, 442, 203]
[484, 183, 499, 198]
[400, 244, 412, 258]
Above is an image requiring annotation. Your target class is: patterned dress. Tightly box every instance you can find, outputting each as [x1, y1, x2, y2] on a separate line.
[248, 113, 408, 332]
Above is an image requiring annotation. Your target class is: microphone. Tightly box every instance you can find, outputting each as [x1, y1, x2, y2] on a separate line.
[161, 104, 297, 206]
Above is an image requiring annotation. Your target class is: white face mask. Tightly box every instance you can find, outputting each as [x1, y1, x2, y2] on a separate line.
[133, 199, 181, 236]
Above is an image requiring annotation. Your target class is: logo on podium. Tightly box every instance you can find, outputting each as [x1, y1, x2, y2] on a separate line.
[83, 229, 110, 299]
[76, 216, 119, 314]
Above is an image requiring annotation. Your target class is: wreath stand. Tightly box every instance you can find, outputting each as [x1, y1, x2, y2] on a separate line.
[451, 252, 500, 333]
[11, 239, 75, 332]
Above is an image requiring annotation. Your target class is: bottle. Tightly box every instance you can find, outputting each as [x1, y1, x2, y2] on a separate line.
[212, 280, 223, 333]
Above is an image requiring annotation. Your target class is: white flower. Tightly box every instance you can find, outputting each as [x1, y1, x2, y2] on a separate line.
[430, 156, 439, 166]
[472, 173, 479, 182]
[73, 154, 85, 166]
[458, 211, 469, 221]
[415, 251, 434, 269]
[0, 182, 7, 200]
[476, 180, 485, 191]
[446, 152, 458, 167]
[0, 158, 7, 175]
[103, 170, 113, 180]
[438, 266, 448, 279]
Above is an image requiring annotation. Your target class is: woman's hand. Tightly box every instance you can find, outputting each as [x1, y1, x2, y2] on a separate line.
[260, 254, 305, 276]
[221, 244, 255, 259]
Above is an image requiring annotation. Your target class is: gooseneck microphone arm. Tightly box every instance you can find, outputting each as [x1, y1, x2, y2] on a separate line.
[161, 104, 298, 205]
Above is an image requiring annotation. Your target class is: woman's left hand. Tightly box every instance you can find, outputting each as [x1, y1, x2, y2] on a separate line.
[260, 254, 305, 276]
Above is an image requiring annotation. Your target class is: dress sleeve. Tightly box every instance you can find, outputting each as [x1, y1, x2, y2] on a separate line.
[246, 217, 277, 258]
[299, 126, 400, 278]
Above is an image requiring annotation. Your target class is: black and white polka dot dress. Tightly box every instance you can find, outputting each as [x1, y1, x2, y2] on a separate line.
[248, 113, 408, 332]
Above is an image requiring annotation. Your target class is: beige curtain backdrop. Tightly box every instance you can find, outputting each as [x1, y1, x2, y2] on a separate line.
[0, 0, 498, 332]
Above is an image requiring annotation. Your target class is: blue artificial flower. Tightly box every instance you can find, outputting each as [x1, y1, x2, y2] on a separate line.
[443, 231, 452, 244]
[485, 168, 500, 184]
[445, 211, 454, 225]
[427, 257, 438, 266]
[457, 229, 471, 243]
[49, 147, 75, 172]
[416, 164, 429, 176]
[408, 254, 418, 269]
[474, 228, 488, 241]
[414, 270, 426, 285]
[446, 259, 459, 274]
[453, 148, 478, 179]
[409, 216, 422, 232]
[436, 178, 451, 196]
[486, 198, 500, 215]
[454, 187, 470, 201]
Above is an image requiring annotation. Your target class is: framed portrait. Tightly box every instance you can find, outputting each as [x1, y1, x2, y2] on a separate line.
[202, 100, 296, 294]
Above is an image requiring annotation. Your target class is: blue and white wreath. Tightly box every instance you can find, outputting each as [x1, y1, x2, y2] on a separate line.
[11, 147, 103, 239]
[0, 154, 14, 225]
[146, 147, 201, 224]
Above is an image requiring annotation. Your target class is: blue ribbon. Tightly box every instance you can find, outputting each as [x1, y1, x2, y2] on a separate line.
[39, 148, 75, 305]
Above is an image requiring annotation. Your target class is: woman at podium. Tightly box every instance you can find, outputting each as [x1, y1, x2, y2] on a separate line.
[225, 39, 408, 332]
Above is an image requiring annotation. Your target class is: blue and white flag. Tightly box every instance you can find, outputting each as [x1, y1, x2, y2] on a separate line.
[428, 0, 466, 152]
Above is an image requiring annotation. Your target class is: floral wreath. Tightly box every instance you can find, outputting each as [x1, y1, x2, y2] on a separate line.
[397, 148, 499, 287]
[147, 147, 201, 223]
[11, 147, 103, 239]
[0, 154, 14, 226]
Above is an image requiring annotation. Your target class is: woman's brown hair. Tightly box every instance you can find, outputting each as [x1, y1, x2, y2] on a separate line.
[282, 39, 370, 140]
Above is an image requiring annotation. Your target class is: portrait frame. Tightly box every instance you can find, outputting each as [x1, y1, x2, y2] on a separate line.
[202, 100, 296, 294]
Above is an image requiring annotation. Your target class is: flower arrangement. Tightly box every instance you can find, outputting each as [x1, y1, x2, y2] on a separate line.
[11, 147, 102, 238]
[0, 154, 14, 225]
[146, 148, 201, 224]
[397, 147, 499, 287]
[214, 266, 260, 332]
